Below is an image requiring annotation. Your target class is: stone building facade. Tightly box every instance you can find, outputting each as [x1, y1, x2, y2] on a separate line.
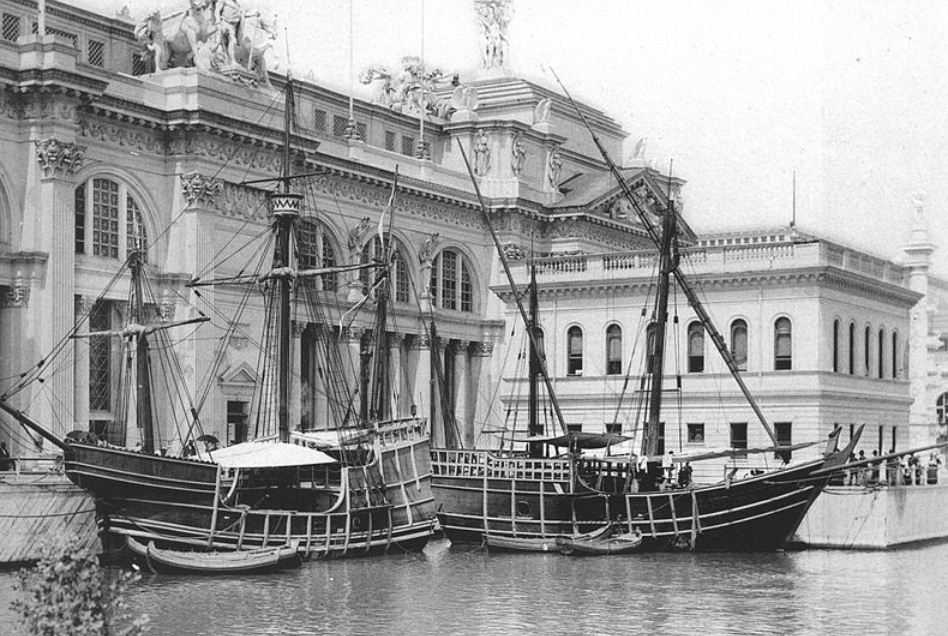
[0, 1, 939, 472]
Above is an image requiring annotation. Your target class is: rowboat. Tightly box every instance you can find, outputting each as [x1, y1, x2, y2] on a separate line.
[485, 523, 614, 553]
[127, 536, 300, 574]
[557, 526, 644, 556]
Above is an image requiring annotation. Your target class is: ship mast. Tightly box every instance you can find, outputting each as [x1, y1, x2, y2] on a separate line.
[128, 250, 155, 453]
[268, 77, 303, 444]
[527, 263, 542, 456]
[549, 69, 778, 446]
[642, 199, 677, 457]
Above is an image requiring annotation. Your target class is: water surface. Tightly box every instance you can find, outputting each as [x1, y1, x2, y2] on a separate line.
[1, 539, 942, 635]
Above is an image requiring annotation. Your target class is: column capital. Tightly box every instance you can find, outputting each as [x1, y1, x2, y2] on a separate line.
[34, 138, 85, 178]
[180, 172, 224, 208]
[471, 341, 495, 357]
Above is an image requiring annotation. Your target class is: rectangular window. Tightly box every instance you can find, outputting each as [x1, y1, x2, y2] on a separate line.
[657, 421, 665, 456]
[332, 115, 348, 137]
[226, 400, 249, 446]
[774, 422, 792, 460]
[74, 185, 86, 254]
[32, 23, 78, 47]
[2, 13, 21, 41]
[730, 422, 748, 457]
[878, 424, 884, 455]
[891, 426, 896, 453]
[89, 302, 112, 412]
[87, 39, 105, 67]
[384, 130, 396, 151]
[401, 135, 415, 156]
[605, 422, 622, 435]
[566, 423, 583, 433]
[92, 178, 119, 258]
[313, 109, 327, 133]
[131, 53, 147, 76]
[687, 423, 705, 444]
[356, 121, 367, 140]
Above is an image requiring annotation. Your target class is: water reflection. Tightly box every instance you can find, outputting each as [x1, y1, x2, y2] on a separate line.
[0, 539, 943, 635]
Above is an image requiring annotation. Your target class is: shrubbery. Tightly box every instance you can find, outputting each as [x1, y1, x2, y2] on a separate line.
[12, 538, 148, 635]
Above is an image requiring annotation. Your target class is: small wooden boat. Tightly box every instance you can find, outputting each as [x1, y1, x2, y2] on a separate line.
[557, 526, 644, 556]
[127, 536, 300, 574]
[484, 524, 614, 553]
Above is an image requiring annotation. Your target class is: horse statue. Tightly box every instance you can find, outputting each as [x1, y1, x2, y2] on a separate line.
[225, 11, 278, 88]
[359, 66, 398, 108]
[134, 1, 216, 72]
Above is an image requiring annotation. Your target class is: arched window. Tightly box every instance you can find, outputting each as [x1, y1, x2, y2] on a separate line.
[774, 317, 792, 371]
[892, 332, 899, 378]
[361, 234, 409, 303]
[687, 322, 704, 373]
[730, 319, 748, 372]
[832, 319, 840, 373]
[75, 178, 148, 261]
[938, 393, 948, 425]
[298, 219, 338, 292]
[567, 326, 583, 376]
[430, 248, 473, 312]
[606, 324, 622, 375]
[864, 325, 871, 376]
[878, 328, 885, 379]
[849, 322, 856, 374]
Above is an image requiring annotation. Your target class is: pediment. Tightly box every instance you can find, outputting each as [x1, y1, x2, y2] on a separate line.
[553, 168, 695, 243]
[218, 361, 258, 387]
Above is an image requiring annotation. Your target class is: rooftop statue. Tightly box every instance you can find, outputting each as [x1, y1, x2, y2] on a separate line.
[475, 0, 513, 71]
[360, 57, 459, 120]
[134, 0, 277, 88]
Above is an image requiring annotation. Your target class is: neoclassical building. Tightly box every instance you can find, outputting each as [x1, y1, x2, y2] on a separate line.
[0, 0, 941, 470]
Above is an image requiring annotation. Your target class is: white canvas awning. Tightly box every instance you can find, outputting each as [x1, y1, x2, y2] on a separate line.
[199, 441, 337, 469]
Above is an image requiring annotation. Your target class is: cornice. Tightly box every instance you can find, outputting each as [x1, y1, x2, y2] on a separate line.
[491, 264, 921, 306]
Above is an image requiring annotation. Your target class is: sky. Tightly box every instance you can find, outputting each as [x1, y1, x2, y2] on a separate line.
[78, 0, 948, 274]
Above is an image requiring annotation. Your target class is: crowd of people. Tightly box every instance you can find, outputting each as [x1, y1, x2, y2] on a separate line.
[841, 449, 944, 487]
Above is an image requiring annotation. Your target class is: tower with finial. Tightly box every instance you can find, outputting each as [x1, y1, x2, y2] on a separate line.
[902, 191, 938, 447]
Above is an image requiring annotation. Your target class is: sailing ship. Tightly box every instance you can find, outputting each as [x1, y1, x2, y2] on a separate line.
[430, 76, 859, 552]
[0, 77, 437, 558]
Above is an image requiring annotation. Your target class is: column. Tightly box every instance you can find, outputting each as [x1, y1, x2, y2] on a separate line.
[0, 286, 34, 455]
[168, 171, 223, 442]
[290, 321, 304, 431]
[470, 340, 496, 448]
[388, 333, 404, 418]
[453, 341, 471, 447]
[311, 326, 329, 430]
[71, 295, 91, 432]
[412, 333, 433, 440]
[21, 138, 85, 444]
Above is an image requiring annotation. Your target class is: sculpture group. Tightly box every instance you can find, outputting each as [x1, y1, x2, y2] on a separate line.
[359, 57, 458, 120]
[134, 0, 277, 88]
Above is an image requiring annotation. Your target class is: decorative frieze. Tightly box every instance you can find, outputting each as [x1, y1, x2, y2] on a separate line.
[34, 139, 86, 177]
[180, 172, 224, 208]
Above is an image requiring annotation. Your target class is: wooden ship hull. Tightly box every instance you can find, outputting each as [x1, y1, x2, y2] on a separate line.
[432, 448, 842, 552]
[67, 419, 437, 558]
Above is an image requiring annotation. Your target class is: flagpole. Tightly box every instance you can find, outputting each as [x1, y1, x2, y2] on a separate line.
[417, 0, 426, 159]
[345, 0, 358, 140]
